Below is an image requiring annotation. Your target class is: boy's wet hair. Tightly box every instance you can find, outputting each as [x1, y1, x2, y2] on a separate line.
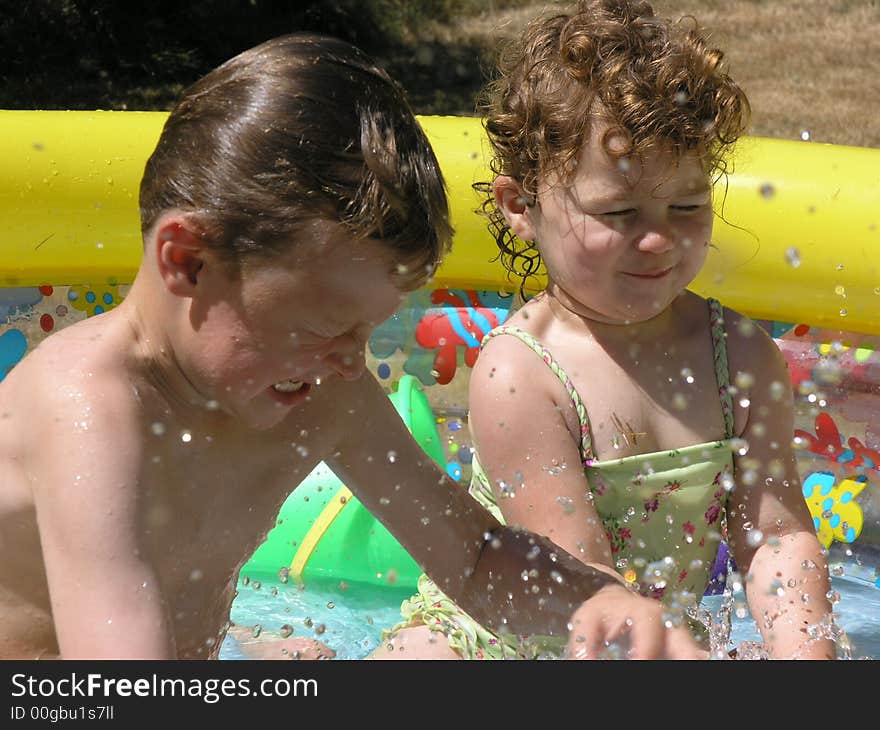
[139, 33, 452, 289]
[476, 0, 751, 288]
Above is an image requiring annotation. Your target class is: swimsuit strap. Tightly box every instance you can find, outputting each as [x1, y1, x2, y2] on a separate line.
[481, 326, 596, 462]
[707, 298, 735, 439]
[480, 298, 734, 463]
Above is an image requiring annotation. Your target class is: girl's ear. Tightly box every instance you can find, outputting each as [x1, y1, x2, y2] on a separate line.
[493, 176, 537, 242]
[153, 216, 207, 297]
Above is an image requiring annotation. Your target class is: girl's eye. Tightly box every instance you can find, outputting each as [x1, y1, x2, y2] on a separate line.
[671, 204, 707, 212]
[600, 209, 636, 217]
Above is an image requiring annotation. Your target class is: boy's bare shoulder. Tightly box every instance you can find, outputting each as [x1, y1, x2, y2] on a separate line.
[1, 315, 141, 463]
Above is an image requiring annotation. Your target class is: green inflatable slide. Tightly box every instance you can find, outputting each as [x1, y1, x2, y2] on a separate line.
[241, 375, 445, 590]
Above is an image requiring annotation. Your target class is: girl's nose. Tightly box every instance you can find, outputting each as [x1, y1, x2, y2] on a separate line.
[635, 226, 676, 254]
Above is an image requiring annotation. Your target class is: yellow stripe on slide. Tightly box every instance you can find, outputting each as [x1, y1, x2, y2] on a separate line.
[289, 486, 353, 580]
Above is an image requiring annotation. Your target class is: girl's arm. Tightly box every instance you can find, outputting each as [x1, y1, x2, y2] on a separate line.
[470, 334, 704, 658]
[726, 313, 835, 659]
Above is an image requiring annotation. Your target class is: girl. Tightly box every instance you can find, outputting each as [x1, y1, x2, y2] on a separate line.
[377, 0, 834, 660]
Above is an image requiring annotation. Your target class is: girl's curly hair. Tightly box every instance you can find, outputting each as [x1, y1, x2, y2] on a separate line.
[476, 0, 751, 291]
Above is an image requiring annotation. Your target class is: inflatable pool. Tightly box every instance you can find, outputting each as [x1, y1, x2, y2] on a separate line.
[1, 111, 879, 657]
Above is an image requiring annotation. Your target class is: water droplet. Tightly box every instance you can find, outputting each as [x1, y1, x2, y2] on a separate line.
[672, 392, 688, 410]
[800, 130, 811, 141]
[834, 284, 846, 298]
[326, 601, 335, 609]
[785, 247, 801, 268]
[387, 450, 397, 463]
[746, 529, 764, 547]
[252, 624, 262, 638]
[759, 183, 775, 199]
[150, 421, 166, 436]
[735, 372, 754, 389]
[555, 496, 575, 514]
[180, 430, 192, 443]
[279, 624, 293, 638]
[680, 367, 694, 384]
[736, 318, 755, 337]
[839, 309, 847, 317]
[189, 568, 203, 581]
[768, 381, 786, 401]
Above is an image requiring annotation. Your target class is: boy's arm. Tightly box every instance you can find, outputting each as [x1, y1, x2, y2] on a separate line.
[727, 317, 835, 659]
[326, 373, 704, 658]
[30, 386, 175, 659]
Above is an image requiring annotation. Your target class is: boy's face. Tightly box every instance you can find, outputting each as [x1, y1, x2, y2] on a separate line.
[188, 222, 405, 430]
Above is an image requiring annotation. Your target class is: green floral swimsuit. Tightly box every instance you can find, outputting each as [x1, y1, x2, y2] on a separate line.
[383, 298, 735, 659]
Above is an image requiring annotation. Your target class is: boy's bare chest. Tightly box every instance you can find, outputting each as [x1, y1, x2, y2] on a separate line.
[137, 425, 338, 653]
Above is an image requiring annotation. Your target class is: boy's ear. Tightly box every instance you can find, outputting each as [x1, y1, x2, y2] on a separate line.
[154, 218, 207, 297]
[493, 176, 537, 242]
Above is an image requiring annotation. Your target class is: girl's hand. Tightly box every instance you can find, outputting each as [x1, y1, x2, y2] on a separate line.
[567, 584, 707, 660]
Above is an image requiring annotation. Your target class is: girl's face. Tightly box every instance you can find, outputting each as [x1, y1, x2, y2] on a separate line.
[503, 124, 714, 325]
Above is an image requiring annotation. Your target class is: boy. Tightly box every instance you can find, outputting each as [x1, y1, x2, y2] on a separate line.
[0, 33, 702, 659]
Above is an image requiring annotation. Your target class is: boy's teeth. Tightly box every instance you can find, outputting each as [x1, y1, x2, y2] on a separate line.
[273, 380, 305, 393]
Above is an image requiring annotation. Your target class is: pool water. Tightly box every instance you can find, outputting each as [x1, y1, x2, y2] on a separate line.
[221, 569, 879, 660]
[221, 579, 414, 661]
[700, 571, 880, 660]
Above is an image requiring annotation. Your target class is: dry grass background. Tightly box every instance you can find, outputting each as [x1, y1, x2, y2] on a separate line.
[423, 0, 880, 148]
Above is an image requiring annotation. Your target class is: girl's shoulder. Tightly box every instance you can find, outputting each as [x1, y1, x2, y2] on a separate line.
[712, 300, 788, 375]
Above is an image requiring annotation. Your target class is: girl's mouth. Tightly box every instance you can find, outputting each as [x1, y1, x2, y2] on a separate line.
[625, 267, 674, 280]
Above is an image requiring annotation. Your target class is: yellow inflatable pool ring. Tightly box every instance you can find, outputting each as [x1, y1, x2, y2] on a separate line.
[1, 111, 879, 333]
